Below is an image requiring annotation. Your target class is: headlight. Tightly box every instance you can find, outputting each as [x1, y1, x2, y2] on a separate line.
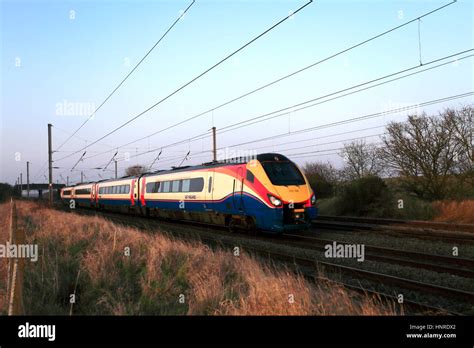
[268, 194, 282, 207]
[311, 194, 316, 205]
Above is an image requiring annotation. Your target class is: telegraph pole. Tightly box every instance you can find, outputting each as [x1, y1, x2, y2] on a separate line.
[67, 176, 69, 186]
[81, 171, 83, 183]
[48, 123, 53, 204]
[20, 173, 23, 197]
[114, 160, 117, 179]
[212, 126, 217, 162]
[26, 161, 30, 198]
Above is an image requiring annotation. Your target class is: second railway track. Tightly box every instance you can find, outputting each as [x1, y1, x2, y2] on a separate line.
[313, 215, 474, 244]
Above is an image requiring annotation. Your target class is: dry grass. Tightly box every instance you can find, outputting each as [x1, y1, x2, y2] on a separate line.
[0, 201, 11, 312]
[433, 200, 474, 223]
[1, 201, 396, 315]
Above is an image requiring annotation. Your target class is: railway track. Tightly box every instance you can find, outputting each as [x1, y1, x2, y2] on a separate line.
[50, 204, 473, 315]
[313, 215, 474, 244]
[279, 233, 474, 278]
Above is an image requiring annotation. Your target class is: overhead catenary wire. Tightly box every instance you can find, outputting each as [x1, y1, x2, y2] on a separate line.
[81, 0, 458, 160]
[102, 52, 473, 165]
[54, 0, 314, 163]
[54, 0, 197, 152]
[76, 48, 472, 166]
[105, 91, 473, 170]
[218, 50, 474, 134]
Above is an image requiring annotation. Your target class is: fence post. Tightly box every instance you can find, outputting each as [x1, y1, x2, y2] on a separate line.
[7, 200, 25, 315]
[6, 199, 15, 306]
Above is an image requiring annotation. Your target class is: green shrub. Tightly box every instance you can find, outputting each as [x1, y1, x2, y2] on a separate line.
[335, 176, 395, 217]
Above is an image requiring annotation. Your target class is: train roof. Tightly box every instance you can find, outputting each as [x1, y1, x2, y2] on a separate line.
[141, 153, 290, 177]
[61, 153, 291, 187]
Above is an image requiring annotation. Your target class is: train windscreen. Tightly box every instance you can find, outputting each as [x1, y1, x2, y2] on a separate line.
[261, 161, 305, 186]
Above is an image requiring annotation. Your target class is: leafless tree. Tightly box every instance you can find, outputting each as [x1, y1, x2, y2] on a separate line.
[340, 140, 383, 180]
[125, 165, 147, 176]
[381, 109, 471, 199]
[443, 106, 474, 178]
[302, 161, 339, 197]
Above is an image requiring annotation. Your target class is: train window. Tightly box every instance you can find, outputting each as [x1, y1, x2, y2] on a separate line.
[63, 190, 71, 196]
[122, 185, 127, 194]
[171, 180, 180, 193]
[75, 188, 91, 195]
[262, 161, 305, 186]
[208, 176, 212, 193]
[124, 185, 130, 194]
[182, 179, 190, 192]
[163, 181, 170, 193]
[246, 170, 255, 183]
[119, 185, 124, 194]
[146, 182, 160, 193]
[114, 186, 118, 194]
[189, 177, 204, 192]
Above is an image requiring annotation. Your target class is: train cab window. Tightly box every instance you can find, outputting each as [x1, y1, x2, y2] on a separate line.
[63, 190, 71, 196]
[189, 177, 204, 192]
[208, 177, 213, 193]
[262, 161, 305, 186]
[246, 170, 255, 183]
[182, 179, 190, 192]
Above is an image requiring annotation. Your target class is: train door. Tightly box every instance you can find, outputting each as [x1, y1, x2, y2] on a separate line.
[130, 179, 137, 206]
[139, 176, 146, 208]
[95, 184, 100, 206]
[205, 170, 215, 210]
[233, 166, 245, 213]
[91, 184, 96, 207]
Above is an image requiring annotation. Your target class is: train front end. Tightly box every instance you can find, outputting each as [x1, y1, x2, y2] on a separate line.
[250, 153, 317, 233]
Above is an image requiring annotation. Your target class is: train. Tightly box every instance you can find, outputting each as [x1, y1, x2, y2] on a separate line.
[60, 153, 318, 233]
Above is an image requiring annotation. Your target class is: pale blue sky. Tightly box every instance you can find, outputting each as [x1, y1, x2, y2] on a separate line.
[1, 0, 473, 185]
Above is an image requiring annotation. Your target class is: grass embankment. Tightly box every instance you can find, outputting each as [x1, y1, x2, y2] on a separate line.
[0, 201, 395, 315]
[319, 197, 474, 223]
[433, 200, 474, 223]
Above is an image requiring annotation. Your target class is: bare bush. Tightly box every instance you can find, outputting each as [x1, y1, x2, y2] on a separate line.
[340, 140, 383, 180]
[382, 107, 473, 199]
[302, 161, 339, 198]
[125, 165, 147, 176]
